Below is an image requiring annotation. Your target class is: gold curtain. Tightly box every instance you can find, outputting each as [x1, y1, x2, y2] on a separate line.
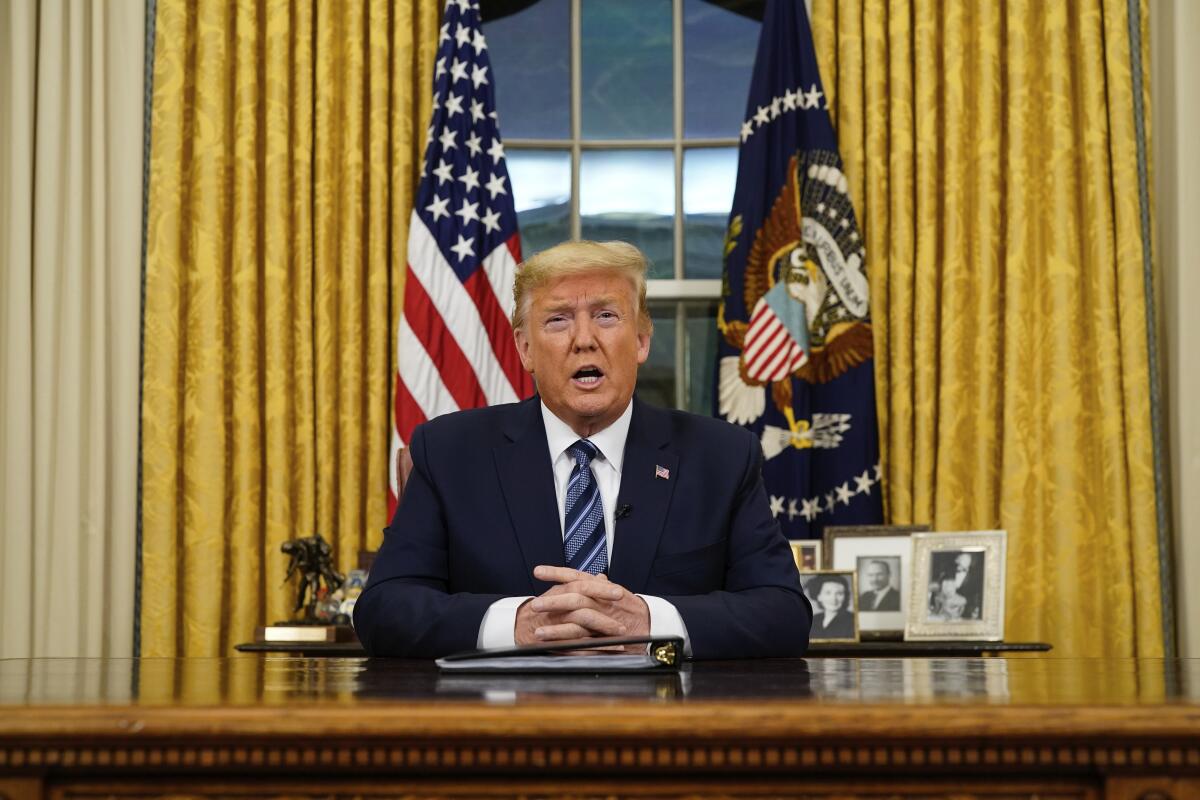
[812, 0, 1161, 656]
[141, 0, 439, 657]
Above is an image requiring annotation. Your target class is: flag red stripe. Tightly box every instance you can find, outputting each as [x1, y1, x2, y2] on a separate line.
[743, 301, 773, 344]
[394, 373, 427, 452]
[403, 268, 488, 411]
[742, 309, 780, 364]
[759, 336, 796, 381]
[463, 267, 531, 399]
[746, 324, 787, 375]
[747, 300, 771, 331]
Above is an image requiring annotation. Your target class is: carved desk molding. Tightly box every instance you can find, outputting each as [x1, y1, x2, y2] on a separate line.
[1, 657, 1198, 800]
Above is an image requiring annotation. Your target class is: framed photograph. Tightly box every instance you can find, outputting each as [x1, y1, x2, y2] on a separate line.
[823, 524, 930, 637]
[800, 570, 859, 643]
[905, 530, 1007, 642]
[821, 524, 931, 568]
[788, 540, 822, 572]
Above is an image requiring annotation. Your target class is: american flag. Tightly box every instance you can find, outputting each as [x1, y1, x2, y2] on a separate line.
[741, 282, 810, 384]
[391, 0, 534, 509]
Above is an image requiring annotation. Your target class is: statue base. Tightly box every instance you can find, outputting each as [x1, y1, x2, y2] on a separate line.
[255, 624, 356, 644]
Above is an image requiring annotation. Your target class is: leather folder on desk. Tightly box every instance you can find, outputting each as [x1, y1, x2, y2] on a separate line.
[435, 635, 684, 673]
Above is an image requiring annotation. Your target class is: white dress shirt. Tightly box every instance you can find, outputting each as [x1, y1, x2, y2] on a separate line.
[476, 400, 691, 651]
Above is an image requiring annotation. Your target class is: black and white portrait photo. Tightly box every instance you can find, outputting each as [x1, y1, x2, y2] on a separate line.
[906, 532, 1007, 642]
[856, 556, 901, 612]
[927, 550, 985, 622]
[801, 571, 858, 642]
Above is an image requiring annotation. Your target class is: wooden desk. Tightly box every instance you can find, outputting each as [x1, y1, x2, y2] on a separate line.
[1, 656, 1198, 799]
[233, 640, 1053, 657]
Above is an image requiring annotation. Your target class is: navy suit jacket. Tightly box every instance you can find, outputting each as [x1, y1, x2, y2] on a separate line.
[354, 396, 812, 659]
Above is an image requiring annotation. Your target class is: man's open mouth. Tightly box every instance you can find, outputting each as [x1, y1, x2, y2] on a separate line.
[572, 367, 604, 385]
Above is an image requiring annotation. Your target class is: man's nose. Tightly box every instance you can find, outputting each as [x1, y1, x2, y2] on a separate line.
[572, 317, 598, 349]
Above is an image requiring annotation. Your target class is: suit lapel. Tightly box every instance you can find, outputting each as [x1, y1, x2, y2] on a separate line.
[495, 398, 564, 594]
[609, 399, 677, 593]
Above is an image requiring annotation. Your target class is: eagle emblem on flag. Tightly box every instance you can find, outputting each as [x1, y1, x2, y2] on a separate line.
[718, 149, 873, 457]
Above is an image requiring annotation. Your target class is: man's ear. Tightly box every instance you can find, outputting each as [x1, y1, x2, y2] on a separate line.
[636, 328, 651, 365]
[514, 326, 534, 373]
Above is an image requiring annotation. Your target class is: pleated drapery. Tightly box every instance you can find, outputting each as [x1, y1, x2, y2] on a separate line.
[0, 0, 144, 658]
[812, 0, 1162, 656]
[140, 0, 439, 657]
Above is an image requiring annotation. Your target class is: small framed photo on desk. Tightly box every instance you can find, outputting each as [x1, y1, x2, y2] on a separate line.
[789, 540, 822, 572]
[905, 530, 1007, 642]
[800, 570, 860, 643]
[823, 524, 930, 638]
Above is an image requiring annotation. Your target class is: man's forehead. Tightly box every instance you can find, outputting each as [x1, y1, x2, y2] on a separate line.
[534, 273, 635, 304]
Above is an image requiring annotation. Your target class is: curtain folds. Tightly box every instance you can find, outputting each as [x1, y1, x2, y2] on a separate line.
[0, 0, 144, 658]
[141, 0, 439, 657]
[812, 0, 1162, 656]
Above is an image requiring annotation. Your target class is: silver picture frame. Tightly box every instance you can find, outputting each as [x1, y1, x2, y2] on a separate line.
[905, 530, 1007, 642]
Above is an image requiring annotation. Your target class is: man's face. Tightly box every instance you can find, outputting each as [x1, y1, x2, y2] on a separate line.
[817, 581, 845, 612]
[865, 562, 889, 591]
[515, 270, 651, 436]
[955, 553, 972, 572]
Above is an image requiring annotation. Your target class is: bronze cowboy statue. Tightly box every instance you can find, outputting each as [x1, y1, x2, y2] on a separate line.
[281, 533, 345, 623]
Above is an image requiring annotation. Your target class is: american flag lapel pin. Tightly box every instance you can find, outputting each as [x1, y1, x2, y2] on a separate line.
[655, 464, 670, 480]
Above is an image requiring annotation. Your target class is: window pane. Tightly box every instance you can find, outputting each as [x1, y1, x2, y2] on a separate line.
[683, 0, 760, 138]
[581, 0, 672, 139]
[580, 150, 674, 277]
[683, 147, 737, 278]
[637, 302, 677, 409]
[685, 301, 719, 415]
[483, 0, 570, 139]
[507, 149, 571, 256]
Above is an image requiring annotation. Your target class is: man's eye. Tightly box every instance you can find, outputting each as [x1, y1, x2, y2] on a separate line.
[595, 311, 619, 324]
[544, 316, 569, 329]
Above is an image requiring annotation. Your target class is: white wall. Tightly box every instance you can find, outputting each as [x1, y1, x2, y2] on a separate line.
[1152, 0, 1200, 657]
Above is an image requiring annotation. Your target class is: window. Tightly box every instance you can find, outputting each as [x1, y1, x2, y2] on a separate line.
[483, 0, 761, 414]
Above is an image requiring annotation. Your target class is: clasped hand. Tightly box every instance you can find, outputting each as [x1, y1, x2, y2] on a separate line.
[514, 565, 650, 645]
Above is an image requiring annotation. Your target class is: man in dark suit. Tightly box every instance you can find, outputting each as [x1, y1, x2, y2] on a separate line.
[858, 559, 900, 611]
[354, 241, 811, 659]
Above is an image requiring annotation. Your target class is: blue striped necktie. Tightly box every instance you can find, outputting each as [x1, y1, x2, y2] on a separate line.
[563, 439, 608, 575]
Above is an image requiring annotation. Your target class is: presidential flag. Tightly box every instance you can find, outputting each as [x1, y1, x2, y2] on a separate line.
[716, 0, 882, 538]
[391, 0, 534, 510]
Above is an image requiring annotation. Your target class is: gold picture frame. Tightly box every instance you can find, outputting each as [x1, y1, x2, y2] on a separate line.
[905, 530, 1007, 642]
[800, 569, 860, 643]
[788, 540, 822, 572]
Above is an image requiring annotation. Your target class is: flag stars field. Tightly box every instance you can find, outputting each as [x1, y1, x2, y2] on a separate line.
[777, 463, 882, 523]
[425, 195, 450, 222]
[458, 166, 480, 191]
[484, 173, 506, 199]
[449, 235, 475, 262]
[739, 82, 830, 143]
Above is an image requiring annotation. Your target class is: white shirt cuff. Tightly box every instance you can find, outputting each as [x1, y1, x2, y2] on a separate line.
[477, 596, 532, 649]
[639, 594, 693, 657]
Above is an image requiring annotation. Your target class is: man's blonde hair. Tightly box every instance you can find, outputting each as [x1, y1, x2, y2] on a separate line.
[511, 240, 652, 334]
